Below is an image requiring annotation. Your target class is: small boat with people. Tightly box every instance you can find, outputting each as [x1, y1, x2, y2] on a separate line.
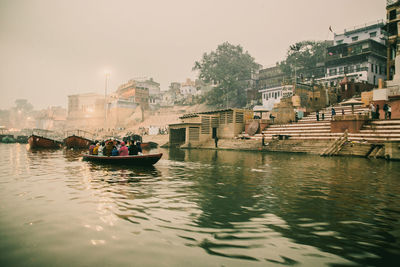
[83, 138, 162, 165]
[82, 153, 163, 165]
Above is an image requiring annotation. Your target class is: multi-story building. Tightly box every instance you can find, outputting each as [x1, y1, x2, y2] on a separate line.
[320, 21, 387, 87]
[116, 79, 149, 110]
[257, 64, 288, 90]
[387, 0, 400, 79]
[134, 78, 161, 107]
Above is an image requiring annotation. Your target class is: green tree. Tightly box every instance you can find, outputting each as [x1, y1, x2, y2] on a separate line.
[193, 42, 260, 108]
[281, 40, 331, 81]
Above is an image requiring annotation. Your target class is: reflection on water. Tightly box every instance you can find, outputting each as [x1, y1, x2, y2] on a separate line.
[0, 143, 400, 266]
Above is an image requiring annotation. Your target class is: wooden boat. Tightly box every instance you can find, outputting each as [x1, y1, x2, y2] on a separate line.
[82, 153, 163, 165]
[28, 134, 63, 149]
[64, 135, 93, 149]
[64, 130, 94, 149]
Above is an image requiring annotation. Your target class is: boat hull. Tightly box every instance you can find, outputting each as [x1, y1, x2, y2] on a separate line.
[82, 153, 163, 165]
[64, 135, 93, 149]
[28, 135, 62, 149]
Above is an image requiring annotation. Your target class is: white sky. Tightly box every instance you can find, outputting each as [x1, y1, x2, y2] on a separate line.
[0, 0, 386, 109]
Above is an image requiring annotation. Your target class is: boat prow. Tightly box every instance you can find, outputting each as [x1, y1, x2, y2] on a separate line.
[82, 153, 163, 166]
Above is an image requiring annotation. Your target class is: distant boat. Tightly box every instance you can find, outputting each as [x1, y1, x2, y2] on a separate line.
[16, 135, 28, 144]
[82, 153, 163, 166]
[28, 134, 63, 149]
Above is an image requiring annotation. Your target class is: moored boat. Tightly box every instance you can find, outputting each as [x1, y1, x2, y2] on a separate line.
[28, 134, 63, 149]
[82, 153, 163, 165]
[64, 130, 95, 149]
[64, 135, 93, 149]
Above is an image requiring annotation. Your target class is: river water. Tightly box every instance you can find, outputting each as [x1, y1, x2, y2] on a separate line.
[0, 143, 400, 266]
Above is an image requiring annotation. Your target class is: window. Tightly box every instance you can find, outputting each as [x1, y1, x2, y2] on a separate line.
[369, 31, 377, 38]
[390, 9, 397, 20]
[349, 65, 354, 73]
[329, 68, 337, 76]
[352, 36, 358, 42]
[375, 65, 378, 74]
[336, 40, 344, 44]
[371, 63, 374, 72]
[339, 67, 344, 74]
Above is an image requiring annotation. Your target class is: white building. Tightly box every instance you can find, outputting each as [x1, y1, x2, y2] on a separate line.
[319, 21, 387, 87]
[180, 78, 198, 96]
[259, 85, 293, 111]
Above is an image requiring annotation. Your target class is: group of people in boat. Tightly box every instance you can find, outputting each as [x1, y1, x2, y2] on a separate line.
[88, 139, 142, 156]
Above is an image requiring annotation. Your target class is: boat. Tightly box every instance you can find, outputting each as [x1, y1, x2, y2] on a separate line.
[82, 153, 163, 165]
[28, 134, 63, 149]
[64, 130, 94, 149]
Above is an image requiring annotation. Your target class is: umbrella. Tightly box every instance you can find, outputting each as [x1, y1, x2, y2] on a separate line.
[340, 98, 363, 114]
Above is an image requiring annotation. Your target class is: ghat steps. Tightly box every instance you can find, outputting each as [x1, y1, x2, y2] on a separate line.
[241, 104, 400, 143]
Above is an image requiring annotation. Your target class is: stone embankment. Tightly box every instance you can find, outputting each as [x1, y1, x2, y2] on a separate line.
[171, 103, 400, 160]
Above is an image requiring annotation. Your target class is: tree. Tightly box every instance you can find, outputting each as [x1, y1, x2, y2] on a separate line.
[280, 40, 331, 81]
[14, 99, 33, 112]
[193, 42, 260, 108]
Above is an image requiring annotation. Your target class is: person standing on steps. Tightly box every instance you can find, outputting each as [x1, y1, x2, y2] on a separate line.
[214, 136, 218, 148]
[331, 108, 336, 120]
[376, 104, 380, 119]
[384, 103, 389, 119]
[316, 110, 320, 121]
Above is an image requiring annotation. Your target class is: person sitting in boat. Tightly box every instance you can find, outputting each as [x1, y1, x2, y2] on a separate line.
[98, 141, 105, 156]
[116, 140, 121, 150]
[119, 141, 129, 156]
[104, 140, 114, 156]
[136, 141, 143, 155]
[111, 146, 119, 156]
[88, 143, 96, 155]
[92, 142, 100, 155]
[128, 140, 139, 155]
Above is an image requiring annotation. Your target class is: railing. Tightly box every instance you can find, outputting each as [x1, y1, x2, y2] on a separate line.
[340, 20, 384, 34]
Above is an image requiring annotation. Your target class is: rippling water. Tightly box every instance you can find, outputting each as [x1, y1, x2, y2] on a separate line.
[1, 143, 400, 266]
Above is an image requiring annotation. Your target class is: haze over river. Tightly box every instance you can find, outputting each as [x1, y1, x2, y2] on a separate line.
[1, 143, 400, 266]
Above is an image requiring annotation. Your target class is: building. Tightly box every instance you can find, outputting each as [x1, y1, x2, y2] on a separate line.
[387, 0, 400, 79]
[116, 79, 149, 110]
[180, 78, 198, 96]
[259, 85, 293, 111]
[67, 93, 105, 128]
[134, 78, 161, 107]
[169, 109, 253, 147]
[257, 64, 288, 91]
[321, 21, 387, 87]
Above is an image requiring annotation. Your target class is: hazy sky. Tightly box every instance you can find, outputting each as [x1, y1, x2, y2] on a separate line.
[0, 0, 386, 109]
